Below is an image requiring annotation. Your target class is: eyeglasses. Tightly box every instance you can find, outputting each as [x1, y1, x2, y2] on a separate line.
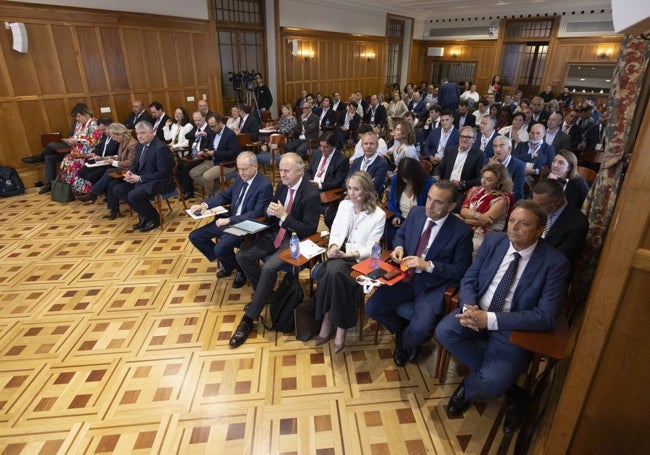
[460, 135, 475, 140]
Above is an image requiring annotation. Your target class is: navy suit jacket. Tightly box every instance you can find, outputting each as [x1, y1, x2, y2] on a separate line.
[423, 127, 460, 159]
[564, 177, 590, 209]
[454, 112, 476, 130]
[152, 114, 171, 141]
[476, 131, 500, 160]
[410, 99, 427, 118]
[513, 141, 555, 172]
[94, 134, 120, 158]
[348, 154, 388, 196]
[438, 81, 459, 110]
[393, 206, 473, 291]
[505, 156, 526, 201]
[545, 203, 588, 261]
[304, 149, 350, 191]
[239, 115, 260, 142]
[207, 126, 241, 164]
[459, 233, 569, 331]
[123, 111, 153, 130]
[433, 147, 484, 189]
[387, 176, 435, 223]
[363, 104, 387, 129]
[185, 124, 211, 152]
[268, 178, 321, 241]
[129, 137, 175, 194]
[204, 171, 273, 225]
[316, 108, 338, 130]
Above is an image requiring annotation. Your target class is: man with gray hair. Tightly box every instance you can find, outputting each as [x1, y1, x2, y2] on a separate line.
[488, 135, 526, 201]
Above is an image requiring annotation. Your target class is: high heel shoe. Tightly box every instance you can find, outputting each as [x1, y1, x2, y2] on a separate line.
[314, 328, 334, 346]
[334, 342, 345, 353]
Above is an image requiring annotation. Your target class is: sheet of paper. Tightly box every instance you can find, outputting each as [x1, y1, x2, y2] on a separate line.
[299, 239, 326, 259]
[185, 206, 227, 220]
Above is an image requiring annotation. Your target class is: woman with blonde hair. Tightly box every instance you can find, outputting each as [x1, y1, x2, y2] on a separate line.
[314, 171, 385, 353]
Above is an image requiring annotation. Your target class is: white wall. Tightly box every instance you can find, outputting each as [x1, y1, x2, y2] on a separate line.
[279, 0, 386, 37]
[4, 0, 209, 20]
[612, 0, 650, 32]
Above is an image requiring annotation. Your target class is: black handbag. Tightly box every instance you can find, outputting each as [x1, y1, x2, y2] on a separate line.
[51, 180, 74, 203]
[294, 298, 320, 341]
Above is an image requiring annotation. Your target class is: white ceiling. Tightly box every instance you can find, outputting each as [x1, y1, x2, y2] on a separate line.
[322, 0, 612, 23]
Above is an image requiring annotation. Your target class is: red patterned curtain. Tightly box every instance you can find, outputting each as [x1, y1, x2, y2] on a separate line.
[575, 32, 650, 306]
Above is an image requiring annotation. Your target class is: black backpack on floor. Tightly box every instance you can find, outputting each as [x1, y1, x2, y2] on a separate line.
[0, 166, 25, 197]
[262, 272, 304, 332]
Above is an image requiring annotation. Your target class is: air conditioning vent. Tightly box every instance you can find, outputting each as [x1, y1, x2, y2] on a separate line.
[428, 26, 490, 38]
[565, 20, 614, 33]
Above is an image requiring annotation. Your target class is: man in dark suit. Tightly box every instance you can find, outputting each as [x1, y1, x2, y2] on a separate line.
[231, 153, 322, 348]
[475, 116, 499, 160]
[408, 91, 427, 120]
[529, 96, 550, 129]
[148, 101, 170, 142]
[305, 132, 349, 192]
[347, 132, 388, 196]
[285, 101, 320, 158]
[294, 89, 308, 113]
[366, 181, 474, 366]
[315, 96, 338, 131]
[113, 121, 175, 232]
[423, 111, 460, 166]
[532, 179, 588, 261]
[513, 123, 555, 185]
[488, 135, 526, 201]
[436, 200, 569, 436]
[581, 114, 608, 151]
[433, 126, 484, 208]
[123, 100, 153, 129]
[331, 91, 347, 123]
[363, 94, 387, 133]
[437, 78, 459, 112]
[335, 101, 361, 149]
[454, 100, 476, 130]
[545, 112, 572, 153]
[237, 104, 260, 142]
[189, 151, 273, 288]
[189, 114, 241, 196]
[561, 109, 582, 148]
[178, 111, 212, 198]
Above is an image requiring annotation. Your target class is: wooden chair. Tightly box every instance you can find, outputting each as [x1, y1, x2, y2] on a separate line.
[150, 159, 188, 229]
[419, 158, 433, 175]
[41, 132, 71, 155]
[218, 160, 238, 192]
[576, 165, 597, 185]
[268, 134, 286, 183]
[278, 232, 329, 298]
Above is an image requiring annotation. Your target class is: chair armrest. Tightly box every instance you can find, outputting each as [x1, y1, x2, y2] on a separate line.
[509, 313, 569, 360]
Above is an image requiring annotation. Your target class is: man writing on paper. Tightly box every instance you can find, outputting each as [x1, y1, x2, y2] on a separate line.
[188, 151, 273, 289]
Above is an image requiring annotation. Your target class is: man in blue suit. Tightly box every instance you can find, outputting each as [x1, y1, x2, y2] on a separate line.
[435, 200, 569, 436]
[422, 111, 460, 166]
[366, 180, 473, 366]
[437, 78, 459, 112]
[512, 123, 555, 186]
[113, 121, 175, 232]
[475, 116, 499, 160]
[347, 132, 388, 196]
[189, 114, 241, 196]
[188, 151, 273, 289]
[488, 136, 526, 201]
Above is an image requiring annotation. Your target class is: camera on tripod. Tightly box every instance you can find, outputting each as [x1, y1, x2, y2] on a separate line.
[228, 70, 257, 93]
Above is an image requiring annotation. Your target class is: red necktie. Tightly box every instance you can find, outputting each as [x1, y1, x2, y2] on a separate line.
[273, 189, 295, 248]
[403, 220, 435, 283]
[316, 154, 330, 178]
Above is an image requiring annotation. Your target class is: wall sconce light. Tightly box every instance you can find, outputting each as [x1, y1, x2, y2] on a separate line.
[449, 48, 461, 59]
[298, 49, 315, 61]
[596, 46, 614, 59]
[360, 52, 376, 61]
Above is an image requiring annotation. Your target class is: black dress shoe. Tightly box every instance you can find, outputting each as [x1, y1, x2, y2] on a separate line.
[77, 192, 97, 203]
[107, 209, 121, 220]
[503, 386, 527, 436]
[21, 155, 42, 164]
[229, 317, 254, 348]
[216, 268, 232, 279]
[132, 220, 145, 230]
[407, 345, 421, 364]
[393, 346, 409, 367]
[139, 219, 160, 232]
[232, 271, 247, 288]
[447, 382, 471, 415]
[182, 191, 194, 199]
[38, 183, 51, 194]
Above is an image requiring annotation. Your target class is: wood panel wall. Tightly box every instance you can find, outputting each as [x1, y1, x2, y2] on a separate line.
[278, 29, 386, 108]
[410, 36, 621, 102]
[0, 2, 221, 186]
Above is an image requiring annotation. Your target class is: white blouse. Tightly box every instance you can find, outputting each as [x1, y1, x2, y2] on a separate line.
[163, 122, 193, 149]
[329, 199, 386, 260]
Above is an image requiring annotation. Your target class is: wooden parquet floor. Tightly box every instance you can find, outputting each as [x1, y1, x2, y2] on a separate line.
[0, 186, 515, 455]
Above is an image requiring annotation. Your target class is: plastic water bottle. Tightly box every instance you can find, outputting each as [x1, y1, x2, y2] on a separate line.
[370, 241, 381, 269]
[290, 232, 300, 259]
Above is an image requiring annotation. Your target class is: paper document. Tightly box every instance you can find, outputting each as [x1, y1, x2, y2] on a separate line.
[224, 219, 269, 236]
[299, 239, 326, 259]
[185, 206, 228, 219]
[84, 161, 110, 167]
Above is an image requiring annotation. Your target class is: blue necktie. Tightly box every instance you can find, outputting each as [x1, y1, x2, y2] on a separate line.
[488, 252, 521, 312]
[233, 182, 248, 215]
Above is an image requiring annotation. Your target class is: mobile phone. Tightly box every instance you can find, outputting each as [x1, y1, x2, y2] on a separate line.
[367, 268, 387, 280]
